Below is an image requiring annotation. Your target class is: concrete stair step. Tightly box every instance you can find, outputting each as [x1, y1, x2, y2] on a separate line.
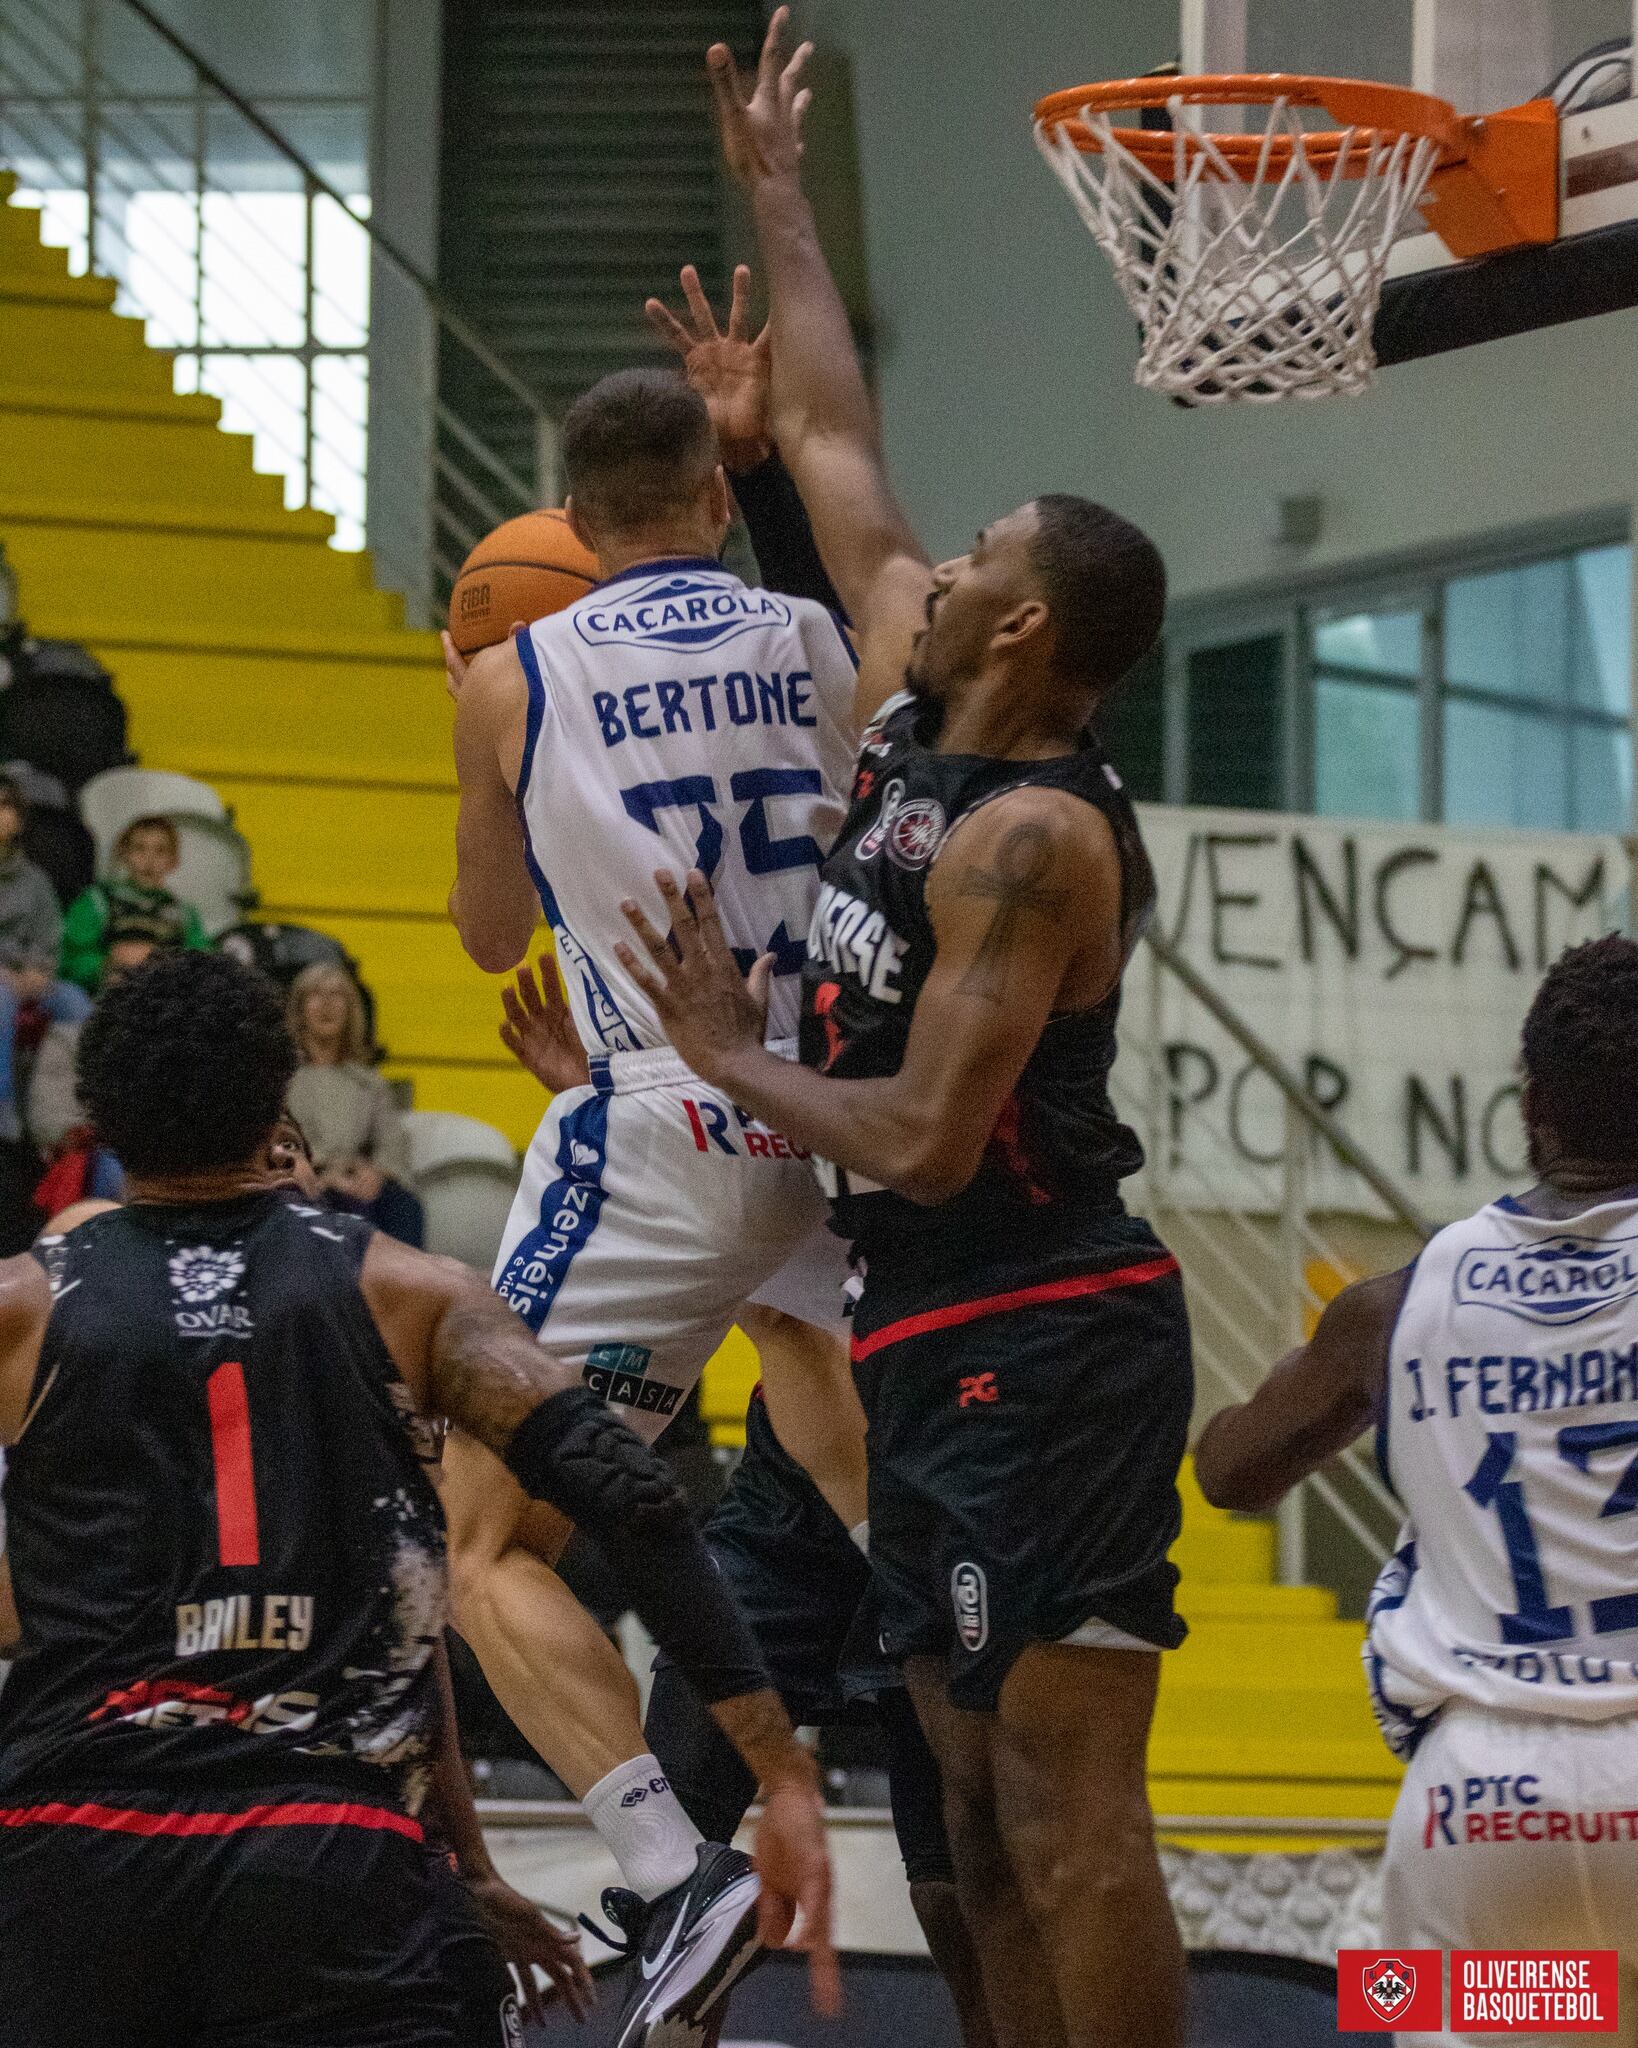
[4, 298, 177, 397]
[212, 777, 458, 920]
[102, 644, 447, 789]
[0, 377, 227, 428]
[3, 488, 338, 546]
[0, 263, 119, 310]
[0, 409, 282, 514]
[3, 514, 404, 639]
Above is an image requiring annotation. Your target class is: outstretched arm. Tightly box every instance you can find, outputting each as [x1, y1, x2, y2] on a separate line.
[709, 11, 931, 718]
[616, 788, 1122, 1205]
[1193, 1272, 1409, 1513]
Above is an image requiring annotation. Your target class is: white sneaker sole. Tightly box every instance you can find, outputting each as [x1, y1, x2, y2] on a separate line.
[614, 1871, 763, 2048]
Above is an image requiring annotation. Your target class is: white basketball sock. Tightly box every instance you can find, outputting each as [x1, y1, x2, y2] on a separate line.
[582, 1753, 704, 1902]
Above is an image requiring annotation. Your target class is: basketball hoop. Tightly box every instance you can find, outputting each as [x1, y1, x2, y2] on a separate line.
[1034, 75, 1558, 403]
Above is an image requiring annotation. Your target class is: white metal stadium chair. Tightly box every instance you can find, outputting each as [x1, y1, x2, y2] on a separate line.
[403, 1111, 521, 1272]
[78, 766, 226, 871]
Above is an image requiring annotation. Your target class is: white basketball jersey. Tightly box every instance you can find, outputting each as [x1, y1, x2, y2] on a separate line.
[1368, 1188, 1638, 1754]
[515, 558, 857, 1052]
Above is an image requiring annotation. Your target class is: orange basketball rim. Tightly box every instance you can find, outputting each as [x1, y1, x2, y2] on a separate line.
[1032, 71, 1559, 403]
[1033, 72, 1558, 262]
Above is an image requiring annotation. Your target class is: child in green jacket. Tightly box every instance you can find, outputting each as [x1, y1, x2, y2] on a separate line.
[63, 815, 209, 992]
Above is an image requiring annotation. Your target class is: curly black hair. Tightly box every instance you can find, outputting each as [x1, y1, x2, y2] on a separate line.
[77, 949, 297, 1177]
[1520, 934, 1638, 1163]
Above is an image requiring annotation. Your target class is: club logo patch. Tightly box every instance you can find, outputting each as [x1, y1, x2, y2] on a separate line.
[1453, 1232, 1638, 1326]
[951, 1561, 989, 1652]
[857, 779, 947, 869]
[169, 1246, 246, 1305]
[1361, 1957, 1417, 2023]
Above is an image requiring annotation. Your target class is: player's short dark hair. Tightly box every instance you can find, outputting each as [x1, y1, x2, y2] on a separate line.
[1520, 935, 1638, 1162]
[78, 949, 297, 1177]
[562, 368, 717, 534]
[1028, 494, 1167, 697]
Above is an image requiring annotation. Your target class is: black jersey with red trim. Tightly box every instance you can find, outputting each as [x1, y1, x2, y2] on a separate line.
[799, 693, 1153, 1253]
[0, 1194, 445, 1809]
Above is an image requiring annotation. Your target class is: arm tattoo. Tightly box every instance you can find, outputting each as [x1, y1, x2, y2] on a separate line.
[954, 820, 1071, 1003]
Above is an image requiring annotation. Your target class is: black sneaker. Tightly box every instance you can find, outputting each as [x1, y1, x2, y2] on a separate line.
[583, 1842, 764, 2047]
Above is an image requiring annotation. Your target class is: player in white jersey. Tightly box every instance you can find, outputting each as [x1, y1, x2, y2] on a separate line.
[1195, 936, 1638, 2045]
[455, 365, 857, 1430]
[445, 353, 858, 2046]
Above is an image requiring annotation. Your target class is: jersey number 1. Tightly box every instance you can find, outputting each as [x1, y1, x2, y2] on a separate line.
[205, 1361, 260, 1568]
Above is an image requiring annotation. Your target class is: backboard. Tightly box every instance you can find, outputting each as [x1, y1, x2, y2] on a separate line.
[1171, 0, 1638, 366]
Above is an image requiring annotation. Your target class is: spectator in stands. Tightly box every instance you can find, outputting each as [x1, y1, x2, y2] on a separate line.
[28, 924, 156, 1215]
[62, 814, 208, 992]
[0, 773, 91, 1145]
[286, 962, 424, 1246]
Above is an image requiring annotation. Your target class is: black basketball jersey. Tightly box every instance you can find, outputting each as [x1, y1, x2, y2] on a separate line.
[0, 1194, 445, 1810]
[799, 694, 1154, 1253]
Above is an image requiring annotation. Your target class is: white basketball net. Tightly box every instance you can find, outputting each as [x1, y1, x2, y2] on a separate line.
[1036, 96, 1444, 402]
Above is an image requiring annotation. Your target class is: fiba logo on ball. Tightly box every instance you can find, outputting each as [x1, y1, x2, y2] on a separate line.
[951, 1561, 989, 1651]
[458, 579, 489, 621]
[168, 1246, 246, 1305]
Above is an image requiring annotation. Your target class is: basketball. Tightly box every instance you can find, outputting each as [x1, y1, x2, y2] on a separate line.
[445, 508, 600, 655]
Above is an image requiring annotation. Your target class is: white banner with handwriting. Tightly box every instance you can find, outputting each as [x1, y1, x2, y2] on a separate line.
[1125, 806, 1631, 1225]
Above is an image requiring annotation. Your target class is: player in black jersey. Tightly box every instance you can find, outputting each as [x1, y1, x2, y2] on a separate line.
[0, 950, 834, 2047]
[610, 20, 1193, 2048]
[11, 1132, 596, 2048]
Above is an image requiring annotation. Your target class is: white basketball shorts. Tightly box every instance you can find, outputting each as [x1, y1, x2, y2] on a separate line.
[492, 1044, 852, 1442]
[1383, 1701, 1638, 2046]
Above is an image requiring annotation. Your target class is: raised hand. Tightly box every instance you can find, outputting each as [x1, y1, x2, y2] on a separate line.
[499, 953, 591, 1094]
[644, 263, 771, 472]
[615, 869, 770, 1088]
[707, 6, 814, 188]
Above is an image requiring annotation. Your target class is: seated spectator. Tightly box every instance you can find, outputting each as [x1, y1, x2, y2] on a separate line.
[0, 774, 91, 1145]
[62, 814, 208, 992]
[27, 925, 157, 1214]
[286, 962, 424, 1247]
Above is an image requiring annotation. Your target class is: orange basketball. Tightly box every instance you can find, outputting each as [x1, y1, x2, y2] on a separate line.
[446, 509, 600, 655]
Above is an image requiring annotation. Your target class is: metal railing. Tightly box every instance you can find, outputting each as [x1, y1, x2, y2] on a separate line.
[0, 0, 557, 613]
[1119, 925, 1434, 1587]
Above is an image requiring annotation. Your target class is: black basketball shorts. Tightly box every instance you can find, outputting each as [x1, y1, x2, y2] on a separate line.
[703, 1385, 896, 1721]
[0, 1788, 457, 2047]
[852, 1212, 1194, 1711]
[646, 1388, 952, 1885]
[424, 1848, 525, 2048]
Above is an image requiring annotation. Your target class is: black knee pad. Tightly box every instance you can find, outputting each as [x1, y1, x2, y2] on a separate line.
[504, 1387, 770, 1705]
[503, 1386, 688, 1533]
